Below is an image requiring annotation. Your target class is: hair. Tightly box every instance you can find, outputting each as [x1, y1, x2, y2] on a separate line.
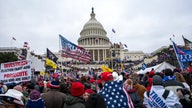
[127, 79, 133, 85]
[163, 68, 173, 76]
[130, 73, 140, 85]
[174, 72, 186, 82]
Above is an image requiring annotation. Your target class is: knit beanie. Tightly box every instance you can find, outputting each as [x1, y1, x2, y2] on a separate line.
[71, 82, 84, 97]
[29, 90, 41, 100]
[50, 81, 60, 89]
[85, 89, 94, 94]
[152, 75, 162, 85]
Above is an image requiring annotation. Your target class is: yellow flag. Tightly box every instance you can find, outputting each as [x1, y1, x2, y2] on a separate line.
[101, 65, 113, 72]
[46, 58, 57, 69]
[40, 71, 45, 75]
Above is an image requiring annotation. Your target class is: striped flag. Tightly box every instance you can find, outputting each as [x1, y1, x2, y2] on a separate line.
[59, 34, 91, 63]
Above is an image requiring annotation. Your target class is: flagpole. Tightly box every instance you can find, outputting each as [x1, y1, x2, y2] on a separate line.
[170, 38, 184, 71]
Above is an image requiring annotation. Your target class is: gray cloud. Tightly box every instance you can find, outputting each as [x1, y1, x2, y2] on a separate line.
[0, 0, 192, 54]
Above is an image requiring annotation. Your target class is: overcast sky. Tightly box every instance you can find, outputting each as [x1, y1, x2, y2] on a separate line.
[0, 0, 192, 54]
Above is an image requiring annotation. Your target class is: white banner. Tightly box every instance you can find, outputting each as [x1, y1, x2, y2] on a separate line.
[0, 60, 31, 84]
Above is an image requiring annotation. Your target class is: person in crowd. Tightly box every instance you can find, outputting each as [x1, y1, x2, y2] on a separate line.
[174, 72, 190, 91]
[162, 68, 185, 96]
[37, 76, 44, 93]
[125, 79, 143, 108]
[99, 72, 134, 108]
[0, 82, 7, 94]
[140, 72, 149, 87]
[13, 84, 28, 104]
[85, 93, 106, 108]
[146, 78, 152, 91]
[41, 80, 67, 108]
[182, 72, 192, 91]
[146, 70, 155, 91]
[83, 89, 94, 102]
[64, 82, 85, 108]
[143, 75, 182, 108]
[187, 62, 192, 73]
[59, 81, 70, 95]
[25, 89, 45, 108]
[0, 89, 24, 108]
[130, 73, 147, 101]
[13, 85, 23, 93]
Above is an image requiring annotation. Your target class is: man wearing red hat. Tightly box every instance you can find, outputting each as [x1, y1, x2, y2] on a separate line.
[64, 82, 85, 108]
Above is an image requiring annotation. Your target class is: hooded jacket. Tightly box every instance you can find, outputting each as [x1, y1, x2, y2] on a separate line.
[41, 89, 66, 108]
[64, 95, 85, 108]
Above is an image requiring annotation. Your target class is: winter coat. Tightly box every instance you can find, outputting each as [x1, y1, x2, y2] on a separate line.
[128, 89, 143, 108]
[64, 95, 85, 108]
[133, 83, 147, 101]
[41, 89, 67, 108]
[85, 93, 106, 108]
[143, 85, 182, 108]
[25, 98, 45, 108]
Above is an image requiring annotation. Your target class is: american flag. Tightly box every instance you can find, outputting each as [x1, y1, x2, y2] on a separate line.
[59, 34, 91, 63]
[99, 80, 134, 108]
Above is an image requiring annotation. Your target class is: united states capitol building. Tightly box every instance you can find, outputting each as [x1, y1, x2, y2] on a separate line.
[0, 8, 164, 71]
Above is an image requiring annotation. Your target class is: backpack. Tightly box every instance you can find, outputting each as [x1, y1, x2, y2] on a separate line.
[147, 89, 170, 99]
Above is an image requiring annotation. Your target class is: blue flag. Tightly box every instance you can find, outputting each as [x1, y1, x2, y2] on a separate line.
[171, 40, 192, 70]
[141, 63, 147, 70]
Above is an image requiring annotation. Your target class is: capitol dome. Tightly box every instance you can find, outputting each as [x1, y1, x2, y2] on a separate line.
[78, 8, 111, 62]
[81, 10, 106, 33]
[78, 8, 110, 46]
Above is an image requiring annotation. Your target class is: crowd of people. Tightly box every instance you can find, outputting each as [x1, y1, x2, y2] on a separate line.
[0, 64, 192, 108]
